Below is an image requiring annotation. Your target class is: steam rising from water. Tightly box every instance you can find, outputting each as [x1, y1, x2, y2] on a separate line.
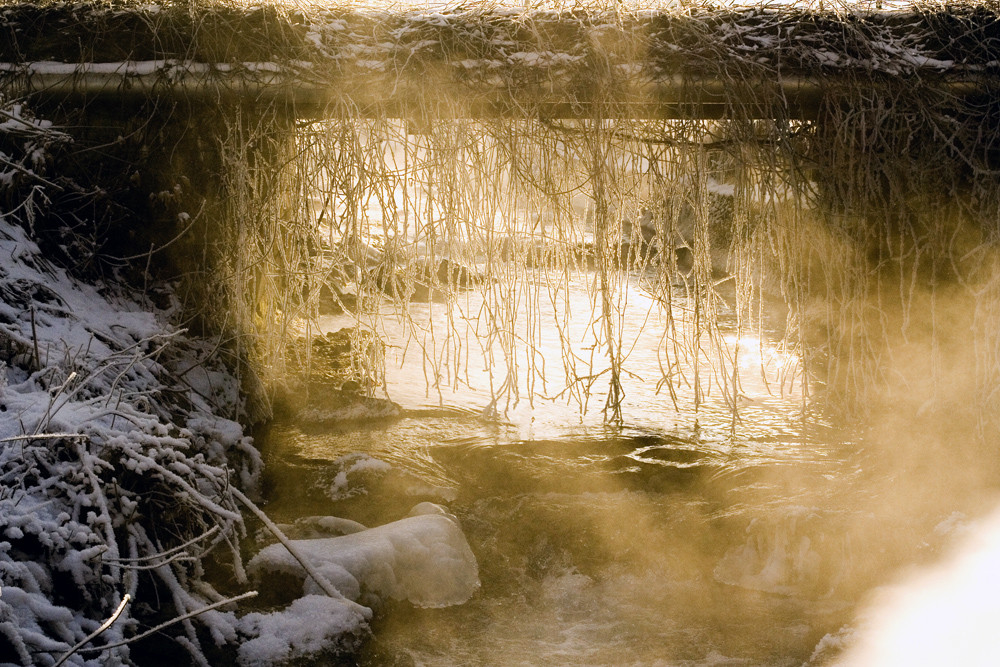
[269, 257, 1000, 665]
[802, 266, 1000, 666]
[266, 93, 1000, 662]
[296, 246, 1000, 664]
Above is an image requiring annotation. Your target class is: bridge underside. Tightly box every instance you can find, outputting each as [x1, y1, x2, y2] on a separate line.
[1, 65, 841, 119]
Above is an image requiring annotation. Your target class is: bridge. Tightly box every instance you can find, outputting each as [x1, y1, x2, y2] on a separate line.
[4, 1, 999, 424]
[2, 3, 997, 120]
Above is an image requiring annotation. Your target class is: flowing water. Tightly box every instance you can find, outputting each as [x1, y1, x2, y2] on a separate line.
[257, 273, 992, 666]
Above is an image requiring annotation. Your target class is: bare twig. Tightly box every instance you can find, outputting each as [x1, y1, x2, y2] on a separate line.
[78, 591, 258, 656]
[231, 487, 366, 613]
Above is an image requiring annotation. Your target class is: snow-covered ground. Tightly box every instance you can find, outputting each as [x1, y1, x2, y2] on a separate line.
[0, 176, 260, 664]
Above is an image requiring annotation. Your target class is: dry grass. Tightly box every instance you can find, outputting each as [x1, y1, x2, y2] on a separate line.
[5, 0, 999, 425]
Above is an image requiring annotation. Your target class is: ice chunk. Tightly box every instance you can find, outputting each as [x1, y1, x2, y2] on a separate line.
[248, 503, 479, 609]
[713, 507, 841, 596]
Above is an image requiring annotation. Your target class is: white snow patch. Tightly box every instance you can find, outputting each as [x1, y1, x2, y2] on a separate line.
[328, 453, 392, 500]
[0, 116, 260, 663]
[507, 51, 581, 67]
[236, 595, 371, 667]
[355, 59, 387, 71]
[707, 178, 735, 197]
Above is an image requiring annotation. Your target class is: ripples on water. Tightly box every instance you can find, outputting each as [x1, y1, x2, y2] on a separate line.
[262, 414, 869, 666]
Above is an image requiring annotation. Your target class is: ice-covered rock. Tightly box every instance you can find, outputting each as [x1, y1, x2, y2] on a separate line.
[327, 453, 392, 501]
[295, 392, 402, 423]
[248, 503, 480, 608]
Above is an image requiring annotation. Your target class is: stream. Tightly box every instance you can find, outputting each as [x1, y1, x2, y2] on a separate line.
[256, 274, 992, 666]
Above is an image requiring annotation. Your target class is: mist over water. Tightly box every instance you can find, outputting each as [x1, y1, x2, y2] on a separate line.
[261, 256, 1000, 665]
[344, 274, 804, 438]
[5, 3, 1000, 664]
[263, 419, 857, 665]
[254, 101, 1000, 663]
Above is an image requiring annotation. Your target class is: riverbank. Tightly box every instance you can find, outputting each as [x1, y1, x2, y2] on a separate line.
[0, 98, 291, 665]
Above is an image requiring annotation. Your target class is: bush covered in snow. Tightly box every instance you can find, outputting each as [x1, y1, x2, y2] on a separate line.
[0, 100, 267, 666]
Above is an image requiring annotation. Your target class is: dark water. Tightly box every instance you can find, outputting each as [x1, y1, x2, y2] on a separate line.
[256, 276, 995, 665]
[257, 408, 968, 666]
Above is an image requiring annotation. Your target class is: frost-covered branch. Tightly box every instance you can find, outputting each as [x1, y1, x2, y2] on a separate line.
[53, 595, 131, 667]
[232, 487, 366, 612]
[76, 591, 258, 657]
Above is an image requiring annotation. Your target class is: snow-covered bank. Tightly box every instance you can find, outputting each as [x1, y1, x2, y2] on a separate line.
[0, 98, 484, 666]
[0, 208, 479, 665]
[0, 100, 273, 664]
[0, 187, 265, 663]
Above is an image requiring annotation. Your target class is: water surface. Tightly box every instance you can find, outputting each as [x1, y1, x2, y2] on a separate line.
[259, 275, 984, 666]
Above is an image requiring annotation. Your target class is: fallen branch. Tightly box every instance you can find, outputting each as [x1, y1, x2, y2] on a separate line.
[78, 591, 259, 656]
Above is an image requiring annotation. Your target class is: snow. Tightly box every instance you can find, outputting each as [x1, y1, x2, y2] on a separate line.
[707, 178, 735, 197]
[277, 515, 368, 539]
[247, 502, 480, 609]
[328, 453, 392, 500]
[832, 501, 1000, 666]
[355, 59, 387, 71]
[235, 595, 371, 667]
[0, 101, 261, 665]
[235, 502, 479, 663]
[507, 51, 582, 68]
[0, 2, 987, 97]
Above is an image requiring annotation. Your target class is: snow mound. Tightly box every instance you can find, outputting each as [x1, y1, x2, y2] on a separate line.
[236, 595, 371, 667]
[248, 503, 480, 608]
